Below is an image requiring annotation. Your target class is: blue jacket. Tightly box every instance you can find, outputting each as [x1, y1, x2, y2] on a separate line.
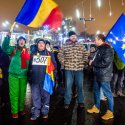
[29, 49, 57, 86]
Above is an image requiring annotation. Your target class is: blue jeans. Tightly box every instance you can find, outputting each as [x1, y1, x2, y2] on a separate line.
[93, 81, 114, 112]
[64, 70, 84, 104]
[100, 87, 104, 99]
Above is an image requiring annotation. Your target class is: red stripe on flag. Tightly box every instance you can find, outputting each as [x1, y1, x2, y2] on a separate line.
[47, 60, 54, 74]
[43, 7, 63, 30]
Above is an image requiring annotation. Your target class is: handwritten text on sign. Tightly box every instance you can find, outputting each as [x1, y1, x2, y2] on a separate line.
[32, 56, 50, 65]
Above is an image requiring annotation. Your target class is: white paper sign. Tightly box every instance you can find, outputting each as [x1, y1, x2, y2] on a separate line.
[32, 56, 50, 65]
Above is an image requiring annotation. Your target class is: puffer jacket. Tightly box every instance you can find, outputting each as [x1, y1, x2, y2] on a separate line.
[92, 43, 113, 82]
[58, 40, 88, 71]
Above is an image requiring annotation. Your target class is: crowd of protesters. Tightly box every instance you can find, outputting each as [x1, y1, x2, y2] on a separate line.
[0, 30, 125, 122]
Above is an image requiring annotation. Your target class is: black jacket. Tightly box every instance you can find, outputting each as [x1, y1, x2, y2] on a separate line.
[0, 47, 10, 81]
[92, 43, 113, 82]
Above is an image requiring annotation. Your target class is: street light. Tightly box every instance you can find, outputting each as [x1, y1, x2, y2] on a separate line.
[76, 9, 80, 19]
[15, 24, 19, 28]
[97, 0, 102, 8]
[96, 30, 100, 34]
[2, 20, 10, 29]
[2, 22, 7, 27]
[5, 21, 9, 25]
[79, 17, 95, 42]
[72, 27, 75, 31]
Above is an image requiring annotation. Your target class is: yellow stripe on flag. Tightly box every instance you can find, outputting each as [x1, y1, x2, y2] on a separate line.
[28, 0, 57, 27]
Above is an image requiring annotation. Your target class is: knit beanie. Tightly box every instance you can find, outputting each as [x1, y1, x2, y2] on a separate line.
[68, 31, 76, 37]
[17, 36, 26, 44]
[37, 39, 46, 45]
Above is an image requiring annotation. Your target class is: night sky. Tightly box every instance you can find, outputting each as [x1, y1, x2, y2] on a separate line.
[0, 0, 125, 34]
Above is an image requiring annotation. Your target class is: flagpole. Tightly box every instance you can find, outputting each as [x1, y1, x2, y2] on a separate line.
[10, 22, 16, 32]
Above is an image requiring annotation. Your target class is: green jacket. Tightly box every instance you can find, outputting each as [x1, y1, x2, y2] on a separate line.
[114, 54, 125, 70]
[2, 36, 29, 78]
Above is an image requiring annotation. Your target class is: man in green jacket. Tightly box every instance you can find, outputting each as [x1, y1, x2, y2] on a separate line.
[2, 32, 30, 118]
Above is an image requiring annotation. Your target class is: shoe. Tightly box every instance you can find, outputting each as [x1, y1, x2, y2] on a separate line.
[117, 91, 125, 97]
[72, 92, 77, 98]
[87, 105, 100, 113]
[101, 96, 107, 101]
[64, 104, 69, 109]
[12, 113, 18, 119]
[30, 114, 40, 121]
[42, 116, 48, 124]
[78, 103, 84, 108]
[112, 92, 118, 97]
[19, 111, 26, 116]
[101, 110, 114, 120]
[42, 115, 48, 119]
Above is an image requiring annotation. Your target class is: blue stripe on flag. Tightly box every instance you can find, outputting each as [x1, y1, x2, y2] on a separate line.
[43, 73, 55, 95]
[15, 0, 42, 25]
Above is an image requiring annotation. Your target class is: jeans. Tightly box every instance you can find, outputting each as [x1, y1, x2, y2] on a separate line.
[64, 70, 84, 104]
[31, 83, 50, 116]
[93, 81, 114, 112]
[100, 87, 104, 99]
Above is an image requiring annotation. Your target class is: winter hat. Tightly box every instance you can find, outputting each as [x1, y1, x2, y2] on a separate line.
[37, 39, 46, 44]
[45, 40, 50, 45]
[17, 36, 26, 44]
[34, 38, 41, 44]
[68, 31, 76, 37]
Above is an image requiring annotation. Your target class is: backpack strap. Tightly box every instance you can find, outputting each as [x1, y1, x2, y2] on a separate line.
[10, 48, 17, 59]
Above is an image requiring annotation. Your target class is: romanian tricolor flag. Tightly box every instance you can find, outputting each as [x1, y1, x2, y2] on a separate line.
[43, 56, 55, 95]
[15, 0, 63, 29]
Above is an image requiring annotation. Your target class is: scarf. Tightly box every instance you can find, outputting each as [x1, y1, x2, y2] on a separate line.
[18, 47, 30, 68]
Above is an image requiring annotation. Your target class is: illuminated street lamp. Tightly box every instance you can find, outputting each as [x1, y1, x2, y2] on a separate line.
[15, 24, 19, 28]
[72, 27, 75, 31]
[76, 9, 80, 19]
[97, 0, 102, 8]
[80, 17, 95, 42]
[2, 20, 10, 29]
[96, 30, 101, 34]
[2, 22, 7, 27]
[5, 21, 9, 25]
[64, 26, 67, 29]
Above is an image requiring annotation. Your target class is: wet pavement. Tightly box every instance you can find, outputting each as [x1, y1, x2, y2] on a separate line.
[0, 76, 125, 125]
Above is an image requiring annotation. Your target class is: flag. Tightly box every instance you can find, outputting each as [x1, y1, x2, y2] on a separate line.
[43, 56, 55, 95]
[106, 13, 125, 64]
[15, 0, 63, 29]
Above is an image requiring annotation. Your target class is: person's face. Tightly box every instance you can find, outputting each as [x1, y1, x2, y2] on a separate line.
[46, 44, 51, 51]
[38, 41, 45, 51]
[90, 47, 96, 53]
[18, 39, 26, 47]
[95, 37, 102, 46]
[69, 35, 77, 42]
